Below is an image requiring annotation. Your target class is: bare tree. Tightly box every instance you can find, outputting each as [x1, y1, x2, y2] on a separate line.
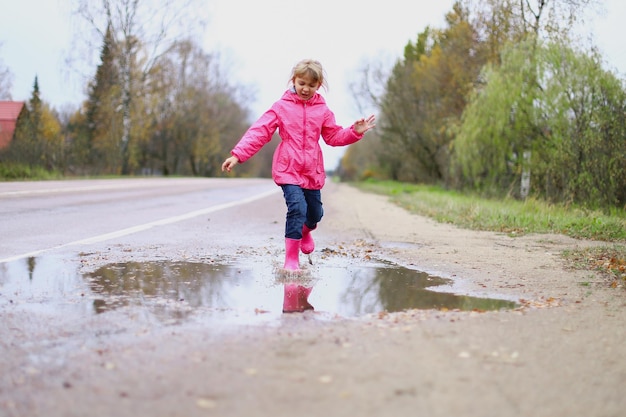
[517, 0, 598, 38]
[466, 0, 598, 40]
[70, 0, 208, 173]
[0, 43, 14, 100]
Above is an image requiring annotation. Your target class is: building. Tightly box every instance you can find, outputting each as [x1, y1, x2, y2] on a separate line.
[0, 101, 26, 150]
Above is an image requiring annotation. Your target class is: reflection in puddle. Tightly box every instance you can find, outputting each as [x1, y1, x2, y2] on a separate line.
[0, 256, 517, 324]
[0, 256, 93, 315]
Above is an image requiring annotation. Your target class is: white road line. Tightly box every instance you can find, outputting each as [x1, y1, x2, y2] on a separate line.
[0, 178, 233, 197]
[0, 188, 279, 264]
[0, 182, 154, 197]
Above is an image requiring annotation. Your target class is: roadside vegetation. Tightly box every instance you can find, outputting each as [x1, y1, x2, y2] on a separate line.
[0, 162, 62, 181]
[353, 180, 626, 289]
[341, 1, 625, 214]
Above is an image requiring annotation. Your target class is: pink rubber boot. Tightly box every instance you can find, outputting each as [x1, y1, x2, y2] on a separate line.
[282, 284, 314, 313]
[284, 238, 301, 271]
[301, 224, 315, 254]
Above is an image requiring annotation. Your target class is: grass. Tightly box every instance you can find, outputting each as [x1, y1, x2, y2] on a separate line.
[0, 163, 63, 181]
[352, 180, 626, 288]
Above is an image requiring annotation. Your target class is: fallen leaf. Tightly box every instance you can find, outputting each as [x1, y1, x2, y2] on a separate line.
[244, 368, 258, 376]
[196, 398, 217, 409]
[319, 375, 333, 384]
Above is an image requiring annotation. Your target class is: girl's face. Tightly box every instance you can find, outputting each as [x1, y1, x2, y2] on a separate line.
[293, 75, 320, 101]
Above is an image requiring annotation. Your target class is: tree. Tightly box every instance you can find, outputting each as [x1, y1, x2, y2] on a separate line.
[350, 2, 485, 184]
[452, 39, 626, 208]
[451, 39, 539, 195]
[85, 24, 124, 174]
[343, 0, 602, 193]
[8, 78, 63, 171]
[72, 0, 209, 174]
[63, 107, 90, 174]
[144, 40, 249, 177]
[0, 42, 13, 100]
[534, 42, 626, 207]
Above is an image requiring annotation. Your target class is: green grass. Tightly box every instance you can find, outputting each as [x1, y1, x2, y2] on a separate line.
[353, 180, 626, 241]
[353, 180, 626, 288]
[0, 163, 62, 181]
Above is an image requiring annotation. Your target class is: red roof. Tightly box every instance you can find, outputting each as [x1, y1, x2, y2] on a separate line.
[0, 101, 25, 149]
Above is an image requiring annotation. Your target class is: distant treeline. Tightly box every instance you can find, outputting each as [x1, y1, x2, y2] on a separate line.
[1, 0, 624, 210]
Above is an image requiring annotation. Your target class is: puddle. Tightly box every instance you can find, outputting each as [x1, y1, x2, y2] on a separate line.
[0, 256, 517, 325]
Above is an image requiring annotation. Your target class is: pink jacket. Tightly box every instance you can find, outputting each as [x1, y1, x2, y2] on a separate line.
[230, 89, 364, 190]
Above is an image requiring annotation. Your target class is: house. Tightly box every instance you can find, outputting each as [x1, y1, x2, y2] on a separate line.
[0, 101, 26, 150]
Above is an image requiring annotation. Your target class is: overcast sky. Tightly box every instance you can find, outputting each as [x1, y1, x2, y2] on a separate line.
[1, 0, 624, 167]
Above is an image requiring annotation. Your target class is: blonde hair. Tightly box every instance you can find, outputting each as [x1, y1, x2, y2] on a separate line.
[290, 59, 328, 91]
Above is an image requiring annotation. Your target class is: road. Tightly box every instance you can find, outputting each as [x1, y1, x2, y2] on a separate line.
[1, 178, 624, 417]
[0, 178, 279, 263]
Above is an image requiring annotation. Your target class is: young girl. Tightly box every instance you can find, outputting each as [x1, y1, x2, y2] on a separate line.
[221, 59, 376, 271]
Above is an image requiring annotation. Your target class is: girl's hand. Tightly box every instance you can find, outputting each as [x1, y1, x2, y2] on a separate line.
[221, 156, 239, 172]
[353, 114, 376, 135]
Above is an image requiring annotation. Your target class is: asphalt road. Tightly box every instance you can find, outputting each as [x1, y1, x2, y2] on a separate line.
[1, 178, 624, 417]
[0, 177, 279, 263]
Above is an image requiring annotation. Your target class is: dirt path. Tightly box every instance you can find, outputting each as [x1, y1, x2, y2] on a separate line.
[1, 182, 624, 417]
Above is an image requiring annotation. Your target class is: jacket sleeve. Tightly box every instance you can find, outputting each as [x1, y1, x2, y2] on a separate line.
[320, 108, 364, 147]
[231, 107, 279, 163]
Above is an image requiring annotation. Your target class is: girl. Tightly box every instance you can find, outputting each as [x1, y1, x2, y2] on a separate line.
[221, 59, 376, 271]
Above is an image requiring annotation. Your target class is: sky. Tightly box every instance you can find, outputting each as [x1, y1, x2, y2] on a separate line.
[1, 0, 625, 168]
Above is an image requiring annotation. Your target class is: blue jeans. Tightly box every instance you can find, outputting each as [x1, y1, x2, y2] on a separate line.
[281, 185, 324, 239]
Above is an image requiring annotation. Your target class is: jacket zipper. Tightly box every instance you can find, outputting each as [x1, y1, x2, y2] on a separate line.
[302, 102, 307, 157]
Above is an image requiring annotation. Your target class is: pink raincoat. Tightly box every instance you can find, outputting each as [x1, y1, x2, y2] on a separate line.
[230, 89, 364, 190]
